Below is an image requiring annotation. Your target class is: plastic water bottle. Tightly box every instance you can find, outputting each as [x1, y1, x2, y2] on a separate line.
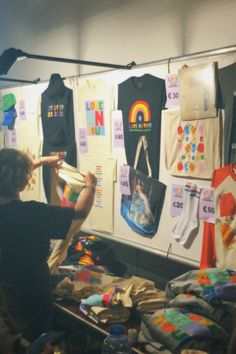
[102, 324, 132, 354]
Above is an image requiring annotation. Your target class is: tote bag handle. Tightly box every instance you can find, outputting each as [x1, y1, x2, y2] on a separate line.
[133, 135, 152, 178]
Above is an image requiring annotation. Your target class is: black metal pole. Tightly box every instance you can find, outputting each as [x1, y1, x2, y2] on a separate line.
[0, 77, 40, 84]
[19, 51, 136, 70]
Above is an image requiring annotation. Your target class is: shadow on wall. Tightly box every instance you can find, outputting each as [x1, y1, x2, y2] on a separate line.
[104, 238, 196, 290]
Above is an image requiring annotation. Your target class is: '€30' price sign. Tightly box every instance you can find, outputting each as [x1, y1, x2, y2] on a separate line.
[165, 73, 180, 108]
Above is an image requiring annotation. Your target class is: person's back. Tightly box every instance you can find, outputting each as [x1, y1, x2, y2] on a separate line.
[0, 148, 97, 340]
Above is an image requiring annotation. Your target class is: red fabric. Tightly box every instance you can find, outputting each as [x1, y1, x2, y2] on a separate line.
[200, 221, 216, 269]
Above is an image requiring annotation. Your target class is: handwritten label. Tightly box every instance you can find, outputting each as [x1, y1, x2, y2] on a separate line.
[19, 100, 26, 120]
[112, 110, 124, 148]
[165, 73, 180, 108]
[79, 128, 88, 154]
[119, 165, 131, 195]
[170, 184, 184, 217]
[7, 129, 17, 148]
[199, 187, 215, 223]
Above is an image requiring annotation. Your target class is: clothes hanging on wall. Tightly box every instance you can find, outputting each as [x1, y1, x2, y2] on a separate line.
[200, 164, 236, 270]
[217, 62, 236, 165]
[41, 73, 77, 203]
[179, 62, 218, 120]
[118, 73, 166, 179]
[77, 78, 114, 158]
[164, 108, 221, 179]
[80, 152, 117, 233]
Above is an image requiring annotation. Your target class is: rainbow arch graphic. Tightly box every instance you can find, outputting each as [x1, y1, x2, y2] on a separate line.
[129, 100, 151, 124]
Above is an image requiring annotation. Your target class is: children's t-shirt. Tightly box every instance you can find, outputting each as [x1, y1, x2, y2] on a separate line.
[200, 164, 236, 270]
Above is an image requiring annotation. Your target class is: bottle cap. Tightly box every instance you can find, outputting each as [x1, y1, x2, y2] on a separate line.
[127, 328, 138, 344]
[110, 324, 125, 335]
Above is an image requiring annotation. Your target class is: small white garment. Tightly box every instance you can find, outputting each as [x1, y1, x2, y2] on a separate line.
[80, 152, 117, 233]
[57, 160, 86, 192]
[48, 162, 87, 274]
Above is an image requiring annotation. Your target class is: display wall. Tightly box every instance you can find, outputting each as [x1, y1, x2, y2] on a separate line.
[0, 48, 236, 267]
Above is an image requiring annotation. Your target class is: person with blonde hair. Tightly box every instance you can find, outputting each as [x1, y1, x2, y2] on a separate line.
[0, 148, 96, 341]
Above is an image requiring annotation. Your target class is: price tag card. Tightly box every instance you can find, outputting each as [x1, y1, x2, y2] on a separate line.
[170, 184, 184, 217]
[112, 110, 124, 148]
[19, 100, 26, 120]
[78, 128, 88, 154]
[7, 129, 17, 148]
[199, 187, 215, 223]
[119, 165, 131, 195]
[165, 73, 180, 108]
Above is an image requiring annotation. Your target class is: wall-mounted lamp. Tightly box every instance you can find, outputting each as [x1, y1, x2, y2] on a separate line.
[0, 48, 136, 75]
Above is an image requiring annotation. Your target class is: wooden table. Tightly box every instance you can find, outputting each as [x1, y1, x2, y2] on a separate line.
[53, 299, 148, 354]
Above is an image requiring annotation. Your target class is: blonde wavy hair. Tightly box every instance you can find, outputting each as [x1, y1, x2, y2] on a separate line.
[0, 148, 33, 197]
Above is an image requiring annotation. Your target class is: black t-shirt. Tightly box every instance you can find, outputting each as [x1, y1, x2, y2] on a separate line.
[0, 200, 74, 337]
[118, 74, 166, 179]
[216, 63, 236, 165]
[0, 200, 74, 284]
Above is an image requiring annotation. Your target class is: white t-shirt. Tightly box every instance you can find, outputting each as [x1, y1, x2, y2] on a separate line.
[77, 79, 114, 158]
[81, 152, 117, 233]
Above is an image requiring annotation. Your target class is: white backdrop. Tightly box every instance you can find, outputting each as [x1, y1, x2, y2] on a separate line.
[1, 48, 236, 267]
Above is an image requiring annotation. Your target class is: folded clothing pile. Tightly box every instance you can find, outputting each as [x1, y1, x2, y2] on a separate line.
[138, 268, 236, 354]
[54, 268, 167, 324]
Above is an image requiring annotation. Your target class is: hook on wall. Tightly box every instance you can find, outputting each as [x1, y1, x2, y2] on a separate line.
[166, 242, 172, 260]
[167, 58, 171, 74]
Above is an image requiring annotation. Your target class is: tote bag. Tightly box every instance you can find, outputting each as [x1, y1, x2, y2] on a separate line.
[121, 136, 166, 237]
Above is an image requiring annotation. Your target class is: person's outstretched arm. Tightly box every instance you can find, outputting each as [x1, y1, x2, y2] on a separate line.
[73, 171, 97, 220]
[33, 155, 60, 169]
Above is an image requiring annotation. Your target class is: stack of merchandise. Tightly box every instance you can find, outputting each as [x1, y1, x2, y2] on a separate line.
[61, 233, 127, 277]
[54, 268, 167, 324]
[138, 268, 236, 354]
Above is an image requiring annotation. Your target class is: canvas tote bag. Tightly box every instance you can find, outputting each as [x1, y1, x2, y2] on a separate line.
[121, 136, 166, 237]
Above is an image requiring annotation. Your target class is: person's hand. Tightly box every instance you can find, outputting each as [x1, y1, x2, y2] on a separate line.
[84, 171, 97, 188]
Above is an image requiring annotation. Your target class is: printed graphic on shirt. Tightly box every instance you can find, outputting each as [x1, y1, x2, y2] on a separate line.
[50, 151, 67, 159]
[176, 121, 205, 174]
[218, 192, 236, 249]
[195, 268, 236, 301]
[47, 104, 64, 118]
[128, 100, 152, 131]
[95, 165, 103, 208]
[151, 307, 223, 350]
[86, 100, 105, 136]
